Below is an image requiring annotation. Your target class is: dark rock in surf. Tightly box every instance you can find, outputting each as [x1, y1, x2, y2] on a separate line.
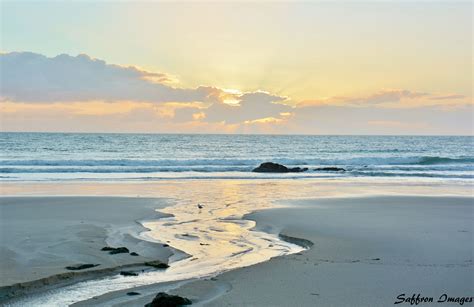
[144, 292, 192, 307]
[120, 271, 138, 276]
[101, 246, 115, 251]
[65, 264, 99, 271]
[314, 167, 346, 172]
[252, 162, 308, 173]
[145, 260, 170, 269]
[130, 252, 139, 256]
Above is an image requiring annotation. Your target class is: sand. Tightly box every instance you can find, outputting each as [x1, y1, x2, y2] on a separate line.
[0, 197, 174, 292]
[181, 196, 473, 306]
[1, 186, 472, 306]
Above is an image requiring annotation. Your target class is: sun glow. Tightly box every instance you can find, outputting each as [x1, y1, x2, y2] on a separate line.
[221, 89, 242, 105]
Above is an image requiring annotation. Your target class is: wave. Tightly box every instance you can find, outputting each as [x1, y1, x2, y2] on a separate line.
[350, 171, 474, 179]
[0, 167, 251, 173]
[1, 156, 473, 168]
[417, 156, 474, 165]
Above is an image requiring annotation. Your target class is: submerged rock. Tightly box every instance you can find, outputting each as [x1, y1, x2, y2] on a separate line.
[252, 162, 308, 173]
[65, 264, 99, 271]
[314, 167, 346, 172]
[144, 292, 192, 307]
[145, 260, 170, 269]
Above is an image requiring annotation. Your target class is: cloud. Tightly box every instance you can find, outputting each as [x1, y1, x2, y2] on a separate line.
[348, 89, 428, 104]
[429, 94, 466, 100]
[1, 52, 472, 135]
[0, 52, 221, 103]
[204, 91, 291, 124]
[298, 89, 471, 109]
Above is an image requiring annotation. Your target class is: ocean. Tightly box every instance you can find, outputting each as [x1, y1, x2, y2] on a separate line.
[1, 133, 473, 182]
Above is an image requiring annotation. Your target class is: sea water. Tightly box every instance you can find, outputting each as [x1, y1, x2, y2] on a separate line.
[1, 133, 473, 182]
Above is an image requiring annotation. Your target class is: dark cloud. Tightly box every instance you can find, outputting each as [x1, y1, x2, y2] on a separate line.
[0, 52, 219, 103]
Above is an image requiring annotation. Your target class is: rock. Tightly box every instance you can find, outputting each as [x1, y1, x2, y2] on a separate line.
[127, 291, 141, 296]
[144, 292, 192, 307]
[145, 261, 170, 269]
[252, 162, 308, 173]
[110, 247, 130, 254]
[101, 246, 130, 254]
[120, 271, 138, 276]
[109, 247, 130, 255]
[130, 252, 139, 256]
[65, 264, 99, 271]
[313, 167, 346, 172]
[162, 244, 169, 247]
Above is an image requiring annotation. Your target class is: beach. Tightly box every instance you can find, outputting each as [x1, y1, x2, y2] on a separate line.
[0, 197, 178, 299]
[196, 196, 473, 306]
[0, 180, 472, 306]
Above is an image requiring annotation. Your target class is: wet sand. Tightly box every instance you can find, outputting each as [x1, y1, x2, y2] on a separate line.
[177, 196, 473, 306]
[0, 197, 174, 299]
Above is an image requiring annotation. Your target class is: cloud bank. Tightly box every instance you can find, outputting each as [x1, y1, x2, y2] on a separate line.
[1, 52, 472, 135]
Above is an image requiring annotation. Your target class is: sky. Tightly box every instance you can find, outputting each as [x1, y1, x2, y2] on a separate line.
[0, 1, 472, 135]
